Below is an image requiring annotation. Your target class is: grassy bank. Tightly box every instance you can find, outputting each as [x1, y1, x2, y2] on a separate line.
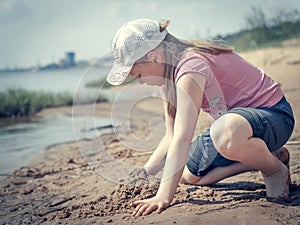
[0, 89, 107, 118]
[0, 89, 73, 117]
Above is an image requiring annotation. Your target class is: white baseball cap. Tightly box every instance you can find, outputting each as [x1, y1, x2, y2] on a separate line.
[106, 18, 168, 85]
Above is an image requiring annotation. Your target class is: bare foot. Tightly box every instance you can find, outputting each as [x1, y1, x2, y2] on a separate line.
[272, 146, 291, 185]
[263, 163, 290, 199]
[272, 147, 290, 169]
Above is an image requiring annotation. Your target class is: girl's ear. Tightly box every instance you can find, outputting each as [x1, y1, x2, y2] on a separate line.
[147, 51, 162, 64]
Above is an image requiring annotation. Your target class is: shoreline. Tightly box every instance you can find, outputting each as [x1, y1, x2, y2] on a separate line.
[0, 101, 115, 176]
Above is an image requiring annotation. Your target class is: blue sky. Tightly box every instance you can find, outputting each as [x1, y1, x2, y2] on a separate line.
[1, 0, 299, 68]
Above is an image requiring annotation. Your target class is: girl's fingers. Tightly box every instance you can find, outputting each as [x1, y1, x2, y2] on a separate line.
[132, 201, 145, 216]
[135, 205, 145, 217]
[133, 204, 144, 217]
[135, 204, 151, 217]
[131, 197, 167, 217]
[131, 199, 145, 207]
[142, 204, 158, 216]
[155, 202, 164, 214]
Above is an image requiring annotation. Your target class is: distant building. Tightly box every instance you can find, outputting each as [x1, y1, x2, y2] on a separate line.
[64, 52, 76, 67]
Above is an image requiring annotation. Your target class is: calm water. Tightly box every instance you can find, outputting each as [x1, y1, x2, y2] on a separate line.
[0, 66, 109, 94]
[0, 67, 112, 175]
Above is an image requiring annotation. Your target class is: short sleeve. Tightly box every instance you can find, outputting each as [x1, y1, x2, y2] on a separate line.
[175, 51, 227, 119]
[175, 52, 213, 86]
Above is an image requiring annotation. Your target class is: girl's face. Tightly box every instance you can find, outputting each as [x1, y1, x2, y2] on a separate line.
[129, 59, 166, 86]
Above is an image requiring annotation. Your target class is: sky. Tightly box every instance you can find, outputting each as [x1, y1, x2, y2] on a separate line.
[1, 0, 300, 69]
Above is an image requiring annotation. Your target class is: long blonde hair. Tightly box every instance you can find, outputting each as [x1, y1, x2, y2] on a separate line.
[159, 20, 233, 119]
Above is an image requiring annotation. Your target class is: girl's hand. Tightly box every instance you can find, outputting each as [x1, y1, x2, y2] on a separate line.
[131, 196, 170, 217]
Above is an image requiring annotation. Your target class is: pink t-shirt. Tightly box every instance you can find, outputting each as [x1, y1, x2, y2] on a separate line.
[174, 51, 283, 119]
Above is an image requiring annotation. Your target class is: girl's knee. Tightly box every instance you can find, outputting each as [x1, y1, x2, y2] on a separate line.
[181, 167, 216, 186]
[210, 114, 252, 158]
[181, 166, 201, 184]
[210, 116, 233, 154]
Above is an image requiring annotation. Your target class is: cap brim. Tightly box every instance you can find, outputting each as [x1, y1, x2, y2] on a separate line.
[106, 62, 133, 85]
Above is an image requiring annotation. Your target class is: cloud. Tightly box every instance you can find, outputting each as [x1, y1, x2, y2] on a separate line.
[1, 0, 300, 68]
[0, 1, 12, 10]
[0, 0, 32, 25]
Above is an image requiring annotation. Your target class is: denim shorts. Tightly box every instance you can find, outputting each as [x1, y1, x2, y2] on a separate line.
[186, 96, 295, 177]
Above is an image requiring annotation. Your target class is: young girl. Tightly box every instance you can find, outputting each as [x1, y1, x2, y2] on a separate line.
[106, 18, 294, 217]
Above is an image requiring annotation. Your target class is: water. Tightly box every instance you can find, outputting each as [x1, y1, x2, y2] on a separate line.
[0, 67, 112, 175]
[0, 114, 112, 175]
[0, 66, 109, 94]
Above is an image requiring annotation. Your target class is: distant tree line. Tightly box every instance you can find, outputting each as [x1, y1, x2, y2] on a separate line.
[223, 6, 300, 51]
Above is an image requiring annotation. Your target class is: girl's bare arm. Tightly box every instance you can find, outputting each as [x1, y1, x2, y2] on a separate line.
[132, 73, 205, 216]
[143, 91, 175, 175]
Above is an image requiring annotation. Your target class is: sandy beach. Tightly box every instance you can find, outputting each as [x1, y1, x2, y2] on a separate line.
[1, 42, 300, 225]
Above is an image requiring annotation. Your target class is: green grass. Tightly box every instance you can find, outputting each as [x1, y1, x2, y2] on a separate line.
[0, 88, 108, 118]
[224, 21, 300, 52]
[0, 89, 74, 118]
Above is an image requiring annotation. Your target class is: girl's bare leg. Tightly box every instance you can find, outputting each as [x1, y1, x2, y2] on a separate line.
[181, 147, 290, 189]
[181, 162, 255, 185]
[210, 113, 289, 199]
